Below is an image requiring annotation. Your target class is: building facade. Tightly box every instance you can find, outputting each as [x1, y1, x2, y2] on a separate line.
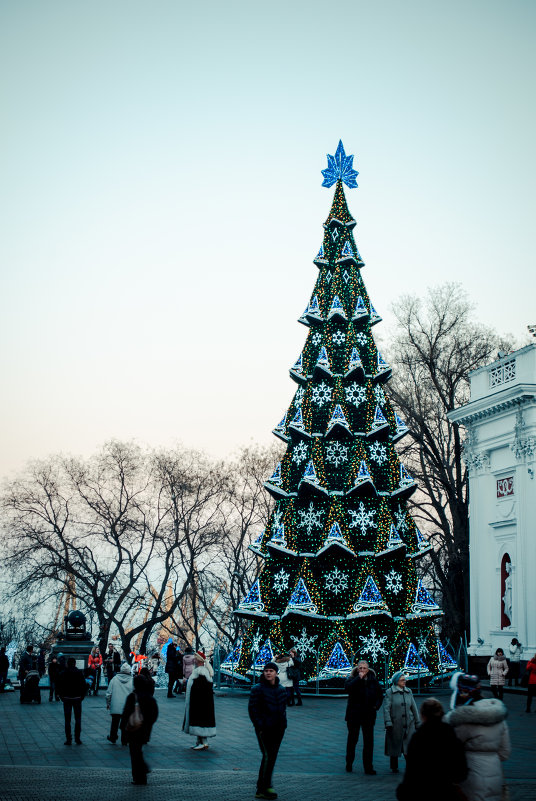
[448, 344, 536, 661]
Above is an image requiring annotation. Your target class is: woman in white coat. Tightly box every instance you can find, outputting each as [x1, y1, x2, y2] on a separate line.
[105, 663, 133, 743]
[445, 672, 510, 801]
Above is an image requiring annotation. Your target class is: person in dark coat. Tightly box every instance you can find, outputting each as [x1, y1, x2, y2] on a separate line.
[344, 659, 384, 775]
[165, 642, 179, 699]
[104, 644, 121, 683]
[248, 661, 288, 800]
[396, 697, 468, 801]
[182, 651, 216, 749]
[288, 648, 303, 706]
[120, 674, 159, 786]
[48, 656, 61, 701]
[37, 648, 46, 678]
[56, 657, 87, 745]
[0, 646, 9, 692]
[18, 645, 34, 687]
[138, 666, 155, 695]
[173, 645, 184, 694]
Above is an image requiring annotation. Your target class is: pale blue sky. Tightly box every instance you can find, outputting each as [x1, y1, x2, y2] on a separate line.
[1, 0, 535, 478]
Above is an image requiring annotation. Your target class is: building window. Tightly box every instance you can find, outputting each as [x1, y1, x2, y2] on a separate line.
[496, 476, 514, 498]
[489, 359, 516, 388]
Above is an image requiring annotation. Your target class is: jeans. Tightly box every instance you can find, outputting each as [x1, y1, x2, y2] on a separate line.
[256, 726, 285, 792]
[49, 680, 59, 701]
[63, 699, 82, 742]
[346, 719, 375, 771]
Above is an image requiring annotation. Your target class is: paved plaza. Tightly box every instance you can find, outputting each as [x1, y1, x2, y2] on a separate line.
[0, 687, 535, 801]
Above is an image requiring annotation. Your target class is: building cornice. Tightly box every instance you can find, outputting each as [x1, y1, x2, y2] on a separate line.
[447, 384, 536, 427]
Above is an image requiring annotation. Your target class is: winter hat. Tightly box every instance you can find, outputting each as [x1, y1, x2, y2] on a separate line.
[449, 671, 480, 709]
[195, 650, 206, 662]
[263, 662, 279, 672]
[391, 670, 407, 686]
[120, 663, 132, 675]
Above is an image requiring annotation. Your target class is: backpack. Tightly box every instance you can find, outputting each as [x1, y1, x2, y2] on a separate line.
[126, 694, 144, 731]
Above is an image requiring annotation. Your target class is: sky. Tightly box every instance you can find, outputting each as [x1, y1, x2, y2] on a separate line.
[1, 0, 535, 480]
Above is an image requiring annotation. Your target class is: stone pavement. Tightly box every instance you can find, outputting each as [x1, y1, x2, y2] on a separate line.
[0, 688, 534, 801]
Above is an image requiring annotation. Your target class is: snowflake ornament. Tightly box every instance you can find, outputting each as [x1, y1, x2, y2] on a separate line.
[292, 441, 309, 465]
[325, 441, 349, 467]
[298, 502, 325, 535]
[250, 630, 263, 655]
[416, 634, 430, 656]
[355, 332, 368, 346]
[348, 502, 376, 535]
[332, 330, 346, 346]
[294, 387, 305, 407]
[394, 508, 409, 533]
[385, 569, 403, 595]
[324, 567, 349, 595]
[374, 385, 386, 405]
[312, 332, 322, 346]
[359, 628, 389, 661]
[368, 441, 388, 465]
[272, 509, 283, 533]
[291, 627, 318, 658]
[345, 382, 367, 407]
[311, 381, 333, 407]
[273, 569, 290, 594]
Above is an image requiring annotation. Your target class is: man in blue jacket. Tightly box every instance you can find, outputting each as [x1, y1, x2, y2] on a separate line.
[248, 662, 288, 800]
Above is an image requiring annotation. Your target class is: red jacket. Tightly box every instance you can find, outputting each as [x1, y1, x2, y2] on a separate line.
[527, 660, 536, 685]
[88, 653, 103, 670]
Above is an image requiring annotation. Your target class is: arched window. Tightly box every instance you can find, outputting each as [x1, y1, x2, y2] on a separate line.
[500, 553, 512, 629]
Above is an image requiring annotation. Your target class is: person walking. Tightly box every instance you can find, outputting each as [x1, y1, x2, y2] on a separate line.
[120, 674, 158, 786]
[106, 663, 133, 743]
[508, 638, 523, 687]
[487, 648, 508, 700]
[274, 653, 294, 706]
[0, 646, 9, 692]
[248, 661, 288, 800]
[182, 645, 196, 691]
[524, 654, 536, 712]
[104, 644, 121, 684]
[344, 659, 384, 775]
[383, 671, 419, 773]
[165, 642, 179, 698]
[396, 697, 467, 801]
[446, 672, 510, 801]
[182, 650, 216, 750]
[57, 657, 87, 745]
[48, 655, 61, 702]
[288, 648, 303, 706]
[87, 646, 103, 695]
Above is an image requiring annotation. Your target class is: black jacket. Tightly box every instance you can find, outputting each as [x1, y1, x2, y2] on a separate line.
[249, 675, 288, 731]
[397, 720, 468, 801]
[48, 660, 61, 681]
[165, 644, 179, 675]
[56, 666, 87, 700]
[344, 669, 384, 724]
[120, 689, 159, 744]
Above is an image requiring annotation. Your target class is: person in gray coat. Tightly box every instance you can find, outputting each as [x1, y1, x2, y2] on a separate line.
[383, 671, 420, 773]
[106, 663, 134, 743]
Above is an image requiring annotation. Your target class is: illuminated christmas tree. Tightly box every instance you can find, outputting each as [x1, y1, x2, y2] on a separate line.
[224, 142, 454, 684]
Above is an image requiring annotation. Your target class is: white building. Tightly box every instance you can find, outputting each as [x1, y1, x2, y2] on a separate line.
[448, 344, 536, 660]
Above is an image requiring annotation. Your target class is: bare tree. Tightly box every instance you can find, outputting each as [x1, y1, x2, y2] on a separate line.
[1, 441, 227, 658]
[195, 444, 282, 651]
[388, 283, 512, 638]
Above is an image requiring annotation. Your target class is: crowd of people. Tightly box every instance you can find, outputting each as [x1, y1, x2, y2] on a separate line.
[5, 638, 536, 799]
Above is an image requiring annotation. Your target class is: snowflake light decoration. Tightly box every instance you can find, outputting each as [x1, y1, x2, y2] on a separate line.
[298, 502, 324, 535]
[250, 630, 262, 655]
[394, 507, 409, 533]
[368, 441, 388, 465]
[345, 382, 367, 407]
[348, 502, 376, 535]
[374, 385, 386, 405]
[385, 569, 403, 595]
[311, 381, 332, 407]
[272, 509, 283, 533]
[294, 387, 305, 407]
[321, 140, 359, 189]
[416, 634, 430, 656]
[312, 332, 322, 346]
[325, 441, 349, 467]
[324, 566, 349, 595]
[359, 628, 388, 661]
[292, 441, 309, 465]
[291, 627, 318, 658]
[355, 332, 368, 346]
[332, 330, 346, 346]
[273, 569, 290, 594]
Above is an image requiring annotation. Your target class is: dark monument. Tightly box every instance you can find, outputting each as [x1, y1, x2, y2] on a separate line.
[51, 610, 94, 668]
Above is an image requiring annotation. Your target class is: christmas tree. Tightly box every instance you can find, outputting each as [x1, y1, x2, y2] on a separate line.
[223, 142, 455, 684]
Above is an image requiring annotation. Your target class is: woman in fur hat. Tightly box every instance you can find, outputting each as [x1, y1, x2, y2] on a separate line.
[445, 672, 511, 801]
[182, 650, 216, 750]
[383, 671, 419, 773]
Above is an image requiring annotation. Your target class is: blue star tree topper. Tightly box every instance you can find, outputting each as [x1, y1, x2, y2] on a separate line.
[321, 140, 359, 188]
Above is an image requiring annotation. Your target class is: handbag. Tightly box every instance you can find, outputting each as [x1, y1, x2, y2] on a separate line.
[126, 694, 144, 731]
